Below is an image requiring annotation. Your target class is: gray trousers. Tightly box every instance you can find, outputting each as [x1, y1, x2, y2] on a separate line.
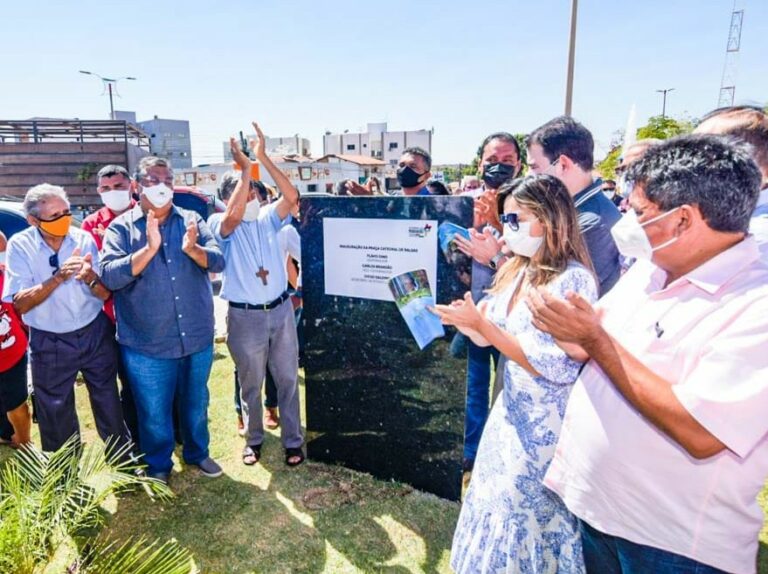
[226, 299, 303, 449]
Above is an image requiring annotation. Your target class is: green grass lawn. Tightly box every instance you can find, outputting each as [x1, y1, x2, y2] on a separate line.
[4, 343, 768, 573]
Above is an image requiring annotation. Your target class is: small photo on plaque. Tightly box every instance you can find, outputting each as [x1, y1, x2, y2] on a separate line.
[388, 269, 445, 350]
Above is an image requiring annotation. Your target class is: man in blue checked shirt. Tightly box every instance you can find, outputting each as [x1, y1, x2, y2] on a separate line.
[100, 156, 225, 485]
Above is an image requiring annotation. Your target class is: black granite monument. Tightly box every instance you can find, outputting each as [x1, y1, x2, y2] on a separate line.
[300, 195, 473, 501]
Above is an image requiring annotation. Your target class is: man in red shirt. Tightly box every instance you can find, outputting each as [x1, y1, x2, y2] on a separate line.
[0, 231, 31, 447]
[81, 165, 138, 441]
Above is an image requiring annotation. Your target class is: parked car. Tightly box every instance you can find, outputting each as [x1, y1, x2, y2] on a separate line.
[0, 199, 28, 239]
[172, 186, 225, 221]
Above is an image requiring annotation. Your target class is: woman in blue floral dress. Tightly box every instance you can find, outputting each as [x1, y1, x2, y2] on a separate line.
[433, 175, 597, 573]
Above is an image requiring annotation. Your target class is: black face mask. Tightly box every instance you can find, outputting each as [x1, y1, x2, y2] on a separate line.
[397, 166, 424, 189]
[482, 162, 518, 189]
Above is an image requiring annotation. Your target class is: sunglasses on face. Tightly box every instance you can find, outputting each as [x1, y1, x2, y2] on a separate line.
[500, 212, 520, 231]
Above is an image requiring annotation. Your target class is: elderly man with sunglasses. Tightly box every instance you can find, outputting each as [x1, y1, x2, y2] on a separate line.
[1, 183, 129, 453]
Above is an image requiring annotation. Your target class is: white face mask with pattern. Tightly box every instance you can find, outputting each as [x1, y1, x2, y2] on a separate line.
[142, 183, 173, 208]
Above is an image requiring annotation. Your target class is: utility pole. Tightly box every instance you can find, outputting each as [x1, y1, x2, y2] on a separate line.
[79, 71, 136, 119]
[656, 88, 675, 118]
[564, 0, 579, 116]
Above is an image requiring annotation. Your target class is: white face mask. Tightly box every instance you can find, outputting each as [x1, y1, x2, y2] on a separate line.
[0, 251, 5, 267]
[616, 174, 634, 199]
[610, 208, 680, 260]
[503, 221, 544, 257]
[241, 198, 261, 222]
[142, 183, 173, 208]
[100, 189, 132, 213]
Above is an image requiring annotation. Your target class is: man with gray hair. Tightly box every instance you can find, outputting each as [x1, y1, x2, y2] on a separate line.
[101, 156, 225, 484]
[1, 184, 129, 453]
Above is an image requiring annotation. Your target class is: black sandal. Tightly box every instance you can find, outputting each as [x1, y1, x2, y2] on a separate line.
[242, 444, 262, 466]
[284, 447, 305, 467]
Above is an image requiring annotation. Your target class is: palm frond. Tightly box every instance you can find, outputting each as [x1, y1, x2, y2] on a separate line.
[77, 536, 195, 574]
[0, 434, 180, 572]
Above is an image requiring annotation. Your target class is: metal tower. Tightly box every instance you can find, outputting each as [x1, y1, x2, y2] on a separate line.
[718, 6, 744, 107]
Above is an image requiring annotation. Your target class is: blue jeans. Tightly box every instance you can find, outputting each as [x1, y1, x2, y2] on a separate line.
[121, 344, 213, 475]
[580, 520, 727, 574]
[463, 341, 500, 462]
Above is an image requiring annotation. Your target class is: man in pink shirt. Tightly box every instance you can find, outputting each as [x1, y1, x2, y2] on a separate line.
[527, 134, 767, 573]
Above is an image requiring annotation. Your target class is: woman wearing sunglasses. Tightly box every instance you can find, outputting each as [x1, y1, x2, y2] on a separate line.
[432, 174, 597, 573]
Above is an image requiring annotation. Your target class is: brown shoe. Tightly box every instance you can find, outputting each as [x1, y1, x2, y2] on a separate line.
[264, 407, 280, 430]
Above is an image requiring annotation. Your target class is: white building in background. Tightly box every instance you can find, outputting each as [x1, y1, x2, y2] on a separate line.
[323, 122, 433, 169]
[222, 135, 311, 161]
[114, 111, 193, 169]
[174, 154, 386, 197]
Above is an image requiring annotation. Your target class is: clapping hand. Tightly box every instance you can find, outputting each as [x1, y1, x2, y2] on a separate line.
[58, 247, 84, 280]
[431, 292, 482, 331]
[75, 252, 96, 283]
[344, 180, 371, 195]
[474, 189, 501, 231]
[526, 287, 602, 346]
[454, 227, 505, 265]
[146, 210, 161, 253]
[250, 121, 268, 162]
[182, 221, 198, 255]
[230, 136, 252, 172]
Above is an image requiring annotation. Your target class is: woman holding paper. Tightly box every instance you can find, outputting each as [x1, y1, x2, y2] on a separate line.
[432, 175, 597, 574]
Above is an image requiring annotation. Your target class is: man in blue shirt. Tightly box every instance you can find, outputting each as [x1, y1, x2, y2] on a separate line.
[208, 123, 304, 467]
[2, 184, 129, 453]
[527, 116, 623, 296]
[397, 147, 433, 196]
[100, 156, 225, 484]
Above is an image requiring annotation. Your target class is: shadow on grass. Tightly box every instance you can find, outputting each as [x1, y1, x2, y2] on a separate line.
[103, 437, 457, 574]
[759, 540, 768, 574]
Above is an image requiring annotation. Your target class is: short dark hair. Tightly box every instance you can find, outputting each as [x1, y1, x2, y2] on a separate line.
[626, 134, 761, 233]
[480, 132, 521, 161]
[697, 105, 768, 178]
[402, 146, 432, 171]
[426, 180, 449, 195]
[97, 165, 130, 180]
[526, 116, 594, 171]
[218, 171, 267, 202]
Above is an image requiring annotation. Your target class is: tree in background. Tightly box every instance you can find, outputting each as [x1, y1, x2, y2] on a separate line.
[598, 115, 695, 180]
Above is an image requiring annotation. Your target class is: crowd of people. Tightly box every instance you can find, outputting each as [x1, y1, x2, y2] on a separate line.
[0, 105, 767, 573]
[432, 106, 768, 574]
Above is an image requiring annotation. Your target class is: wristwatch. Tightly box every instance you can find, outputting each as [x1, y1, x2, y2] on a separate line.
[488, 252, 506, 271]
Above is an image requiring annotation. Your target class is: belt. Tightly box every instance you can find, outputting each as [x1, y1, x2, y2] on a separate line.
[229, 291, 290, 311]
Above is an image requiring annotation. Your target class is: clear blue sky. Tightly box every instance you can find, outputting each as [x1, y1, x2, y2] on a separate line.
[2, 0, 766, 165]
